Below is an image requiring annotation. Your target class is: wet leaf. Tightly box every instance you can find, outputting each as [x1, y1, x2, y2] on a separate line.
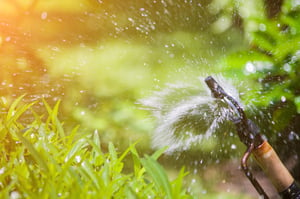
[141, 155, 172, 199]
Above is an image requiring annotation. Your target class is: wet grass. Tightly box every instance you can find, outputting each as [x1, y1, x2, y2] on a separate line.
[0, 96, 194, 198]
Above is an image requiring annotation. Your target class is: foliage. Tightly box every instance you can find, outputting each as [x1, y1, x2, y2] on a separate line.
[0, 96, 197, 198]
[219, 0, 300, 158]
[4, 0, 299, 196]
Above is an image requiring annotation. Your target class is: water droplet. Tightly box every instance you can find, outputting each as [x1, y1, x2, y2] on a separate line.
[259, 23, 266, 31]
[75, 155, 81, 163]
[10, 191, 21, 199]
[246, 171, 251, 177]
[0, 167, 5, 174]
[51, 46, 60, 52]
[128, 17, 135, 23]
[245, 62, 256, 73]
[41, 12, 48, 20]
[288, 131, 299, 141]
[283, 63, 291, 72]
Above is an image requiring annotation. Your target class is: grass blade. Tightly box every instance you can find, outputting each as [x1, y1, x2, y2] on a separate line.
[15, 129, 49, 173]
[141, 155, 172, 199]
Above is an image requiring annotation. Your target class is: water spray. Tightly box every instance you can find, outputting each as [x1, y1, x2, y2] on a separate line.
[205, 76, 300, 199]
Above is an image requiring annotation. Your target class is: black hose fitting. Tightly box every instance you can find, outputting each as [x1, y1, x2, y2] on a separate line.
[280, 182, 300, 199]
[233, 118, 264, 148]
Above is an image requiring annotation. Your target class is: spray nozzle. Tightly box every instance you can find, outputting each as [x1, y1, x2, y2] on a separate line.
[204, 76, 263, 148]
[204, 76, 227, 98]
[205, 76, 273, 198]
[205, 76, 245, 121]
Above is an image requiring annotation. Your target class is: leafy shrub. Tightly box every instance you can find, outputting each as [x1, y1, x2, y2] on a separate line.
[218, 0, 300, 179]
[0, 96, 194, 198]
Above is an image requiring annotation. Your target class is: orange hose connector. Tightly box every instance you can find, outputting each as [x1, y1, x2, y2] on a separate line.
[253, 141, 294, 192]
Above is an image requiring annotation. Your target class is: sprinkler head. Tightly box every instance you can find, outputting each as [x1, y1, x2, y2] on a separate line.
[205, 76, 245, 121]
[204, 76, 227, 99]
[204, 76, 264, 148]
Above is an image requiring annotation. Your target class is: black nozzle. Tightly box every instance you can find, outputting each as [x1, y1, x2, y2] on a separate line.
[204, 76, 264, 148]
[205, 76, 227, 99]
[205, 76, 244, 120]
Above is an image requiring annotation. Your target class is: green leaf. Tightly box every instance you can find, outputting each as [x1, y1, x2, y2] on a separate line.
[150, 146, 168, 160]
[141, 155, 172, 199]
[294, 96, 300, 113]
[108, 142, 118, 162]
[64, 138, 88, 162]
[6, 96, 35, 128]
[171, 167, 190, 199]
[80, 160, 100, 191]
[14, 128, 49, 173]
[252, 31, 276, 52]
[129, 144, 145, 179]
[6, 94, 26, 120]
[42, 99, 65, 139]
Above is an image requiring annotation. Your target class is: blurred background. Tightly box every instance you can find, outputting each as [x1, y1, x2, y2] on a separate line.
[1, 0, 300, 198]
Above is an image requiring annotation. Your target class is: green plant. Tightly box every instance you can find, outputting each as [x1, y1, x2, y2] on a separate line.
[0, 96, 196, 198]
[221, 0, 300, 131]
[218, 0, 300, 180]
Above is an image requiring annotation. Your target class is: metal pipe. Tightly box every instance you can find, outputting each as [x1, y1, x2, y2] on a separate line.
[241, 143, 269, 198]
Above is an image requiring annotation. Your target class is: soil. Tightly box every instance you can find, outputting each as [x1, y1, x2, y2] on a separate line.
[216, 159, 281, 199]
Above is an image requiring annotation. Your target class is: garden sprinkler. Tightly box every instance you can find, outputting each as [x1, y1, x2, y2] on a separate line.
[205, 76, 299, 199]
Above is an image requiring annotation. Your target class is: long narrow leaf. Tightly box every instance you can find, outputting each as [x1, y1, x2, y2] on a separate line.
[6, 95, 25, 120]
[80, 160, 100, 191]
[150, 146, 168, 160]
[6, 99, 35, 128]
[141, 155, 172, 199]
[15, 129, 49, 173]
[64, 138, 88, 162]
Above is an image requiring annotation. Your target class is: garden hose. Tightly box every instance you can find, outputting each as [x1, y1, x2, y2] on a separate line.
[205, 76, 300, 199]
